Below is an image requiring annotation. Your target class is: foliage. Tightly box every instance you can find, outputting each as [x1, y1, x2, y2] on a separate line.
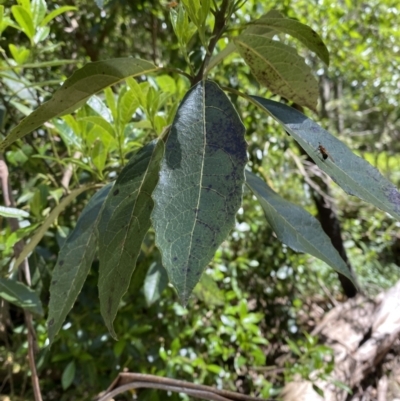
[0, 0, 399, 400]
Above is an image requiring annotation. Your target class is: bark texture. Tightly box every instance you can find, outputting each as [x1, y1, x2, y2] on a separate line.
[282, 280, 400, 401]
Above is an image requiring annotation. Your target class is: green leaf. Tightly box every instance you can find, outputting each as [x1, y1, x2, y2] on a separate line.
[11, 5, 35, 41]
[14, 185, 95, 270]
[33, 25, 49, 43]
[242, 10, 281, 36]
[31, 0, 47, 28]
[0, 205, 29, 218]
[5, 224, 39, 253]
[206, 42, 237, 73]
[8, 44, 30, 64]
[245, 170, 356, 284]
[86, 126, 116, 153]
[249, 11, 329, 65]
[91, 139, 107, 174]
[16, 0, 31, 10]
[61, 361, 76, 390]
[286, 338, 302, 356]
[143, 261, 168, 307]
[193, 273, 224, 306]
[312, 384, 324, 398]
[103, 87, 117, 121]
[47, 184, 112, 344]
[97, 139, 165, 339]
[152, 80, 247, 304]
[330, 379, 352, 394]
[117, 88, 139, 128]
[0, 277, 43, 316]
[40, 6, 77, 27]
[252, 97, 400, 221]
[78, 116, 115, 139]
[181, 0, 200, 27]
[29, 183, 48, 218]
[0, 58, 157, 151]
[156, 75, 176, 94]
[235, 34, 319, 111]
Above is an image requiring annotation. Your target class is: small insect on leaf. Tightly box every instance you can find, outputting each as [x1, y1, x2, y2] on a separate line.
[318, 143, 334, 162]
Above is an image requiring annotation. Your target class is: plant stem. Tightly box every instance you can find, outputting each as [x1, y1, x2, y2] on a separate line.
[192, 0, 231, 85]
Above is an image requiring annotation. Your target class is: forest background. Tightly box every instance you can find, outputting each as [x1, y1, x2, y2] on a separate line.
[0, 0, 400, 400]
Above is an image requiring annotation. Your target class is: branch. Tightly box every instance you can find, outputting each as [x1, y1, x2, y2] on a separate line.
[97, 373, 275, 401]
[192, 0, 231, 84]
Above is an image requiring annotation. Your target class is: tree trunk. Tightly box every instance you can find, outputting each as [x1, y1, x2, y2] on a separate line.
[282, 280, 400, 401]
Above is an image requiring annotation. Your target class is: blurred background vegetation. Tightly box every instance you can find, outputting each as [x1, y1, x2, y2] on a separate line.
[0, 0, 399, 400]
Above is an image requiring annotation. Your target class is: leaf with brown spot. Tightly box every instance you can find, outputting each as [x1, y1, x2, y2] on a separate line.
[234, 34, 319, 111]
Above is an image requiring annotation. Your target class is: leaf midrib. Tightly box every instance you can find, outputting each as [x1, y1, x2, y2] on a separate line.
[184, 83, 207, 300]
[102, 160, 152, 284]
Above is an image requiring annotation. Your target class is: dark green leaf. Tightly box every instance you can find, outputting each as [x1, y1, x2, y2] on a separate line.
[0, 277, 43, 316]
[61, 361, 75, 390]
[97, 140, 164, 339]
[152, 80, 247, 304]
[245, 170, 356, 284]
[252, 97, 400, 221]
[47, 184, 112, 344]
[0, 58, 157, 150]
[312, 384, 324, 398]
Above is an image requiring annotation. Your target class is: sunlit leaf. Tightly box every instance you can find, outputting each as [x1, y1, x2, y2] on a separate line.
[249, 10, 329, 65]
[11, 6, 34, 41]
[0, 277, 43, 316]
[0, 205, 29, 218]
[252, 97, 400, 221]
[91, 139, 108, 174]
[152, 80, 247, 304]
[40, 6, 77, 27]
[193, 273, 224, 306]
[14, 185, 95, 270]
[0, 58, 157, 151]
[245, 170, 356, 284]
[143, 261, 168, 307]
[235, 34, 319, 111]
[31, 0, 47, 28]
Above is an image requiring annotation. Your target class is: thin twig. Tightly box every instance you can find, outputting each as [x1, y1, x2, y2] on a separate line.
[61, 151, 82, 190]
[98, 382, 233, 401]
[159, 67, 193, 81]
